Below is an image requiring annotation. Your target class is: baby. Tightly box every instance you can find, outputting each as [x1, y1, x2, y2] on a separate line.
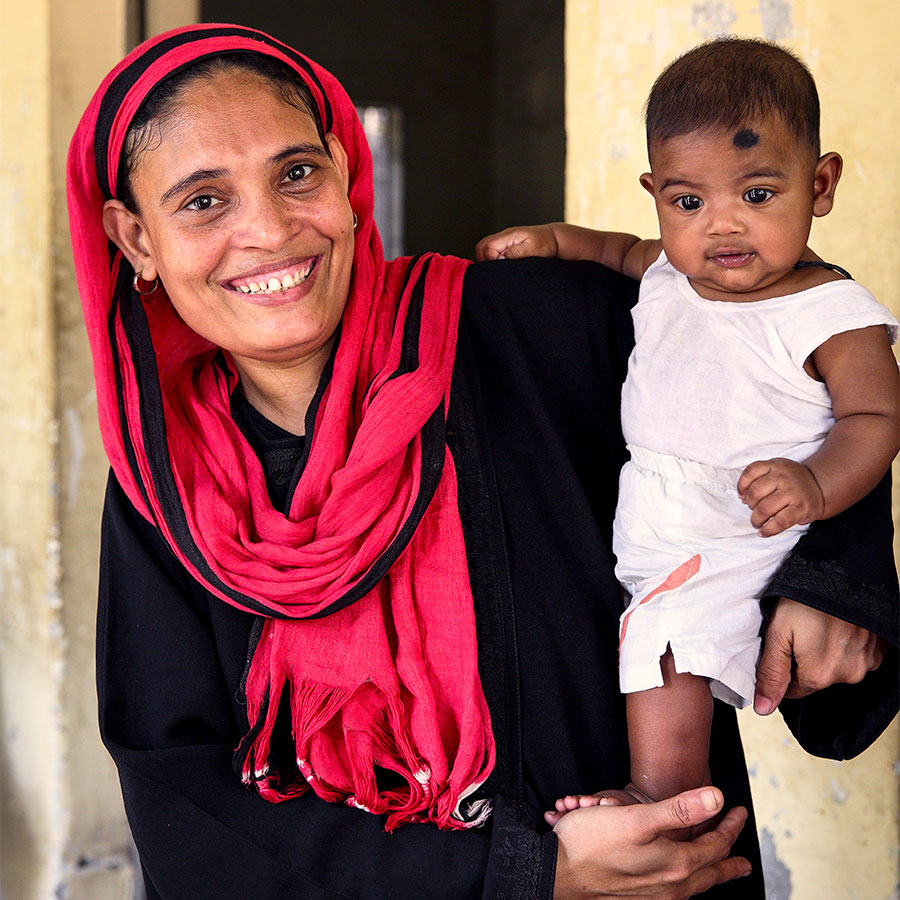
[478, 37, 899, 833]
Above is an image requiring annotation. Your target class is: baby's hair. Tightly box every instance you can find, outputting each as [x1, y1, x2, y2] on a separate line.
[645, 37, 820, 157]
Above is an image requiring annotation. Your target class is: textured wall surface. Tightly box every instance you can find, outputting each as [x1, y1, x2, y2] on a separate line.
[565, 1, 900, 897]
[0, 2, 195, 898]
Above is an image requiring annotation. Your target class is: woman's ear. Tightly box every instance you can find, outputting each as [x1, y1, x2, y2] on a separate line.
[102, 200, 158, 280]
[812, 152, 842, 218]
[325, 132, 350, 192]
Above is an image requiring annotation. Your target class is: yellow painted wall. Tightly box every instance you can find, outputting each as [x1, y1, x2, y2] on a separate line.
[566, 2, 900, 897]
[1, 1, 195, 897]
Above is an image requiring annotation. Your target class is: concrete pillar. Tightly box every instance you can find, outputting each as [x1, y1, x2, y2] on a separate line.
[565, 1, 900, 897]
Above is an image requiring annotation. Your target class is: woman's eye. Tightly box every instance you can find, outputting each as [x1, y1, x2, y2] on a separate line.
[185, 195, 220, 211]
[674, 195, 703, 211]
[744, 188, 773, 204]
[285, 163, 315, 182]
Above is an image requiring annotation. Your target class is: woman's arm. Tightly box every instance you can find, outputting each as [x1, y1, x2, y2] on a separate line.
[460, 258, 898, 761]
[758, 470, 899, 756]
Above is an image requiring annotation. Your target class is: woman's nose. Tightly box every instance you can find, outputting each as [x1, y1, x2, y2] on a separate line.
[232, 193, 299, 250]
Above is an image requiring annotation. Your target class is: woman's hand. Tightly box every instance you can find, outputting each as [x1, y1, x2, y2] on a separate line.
[753, 597, 886, 714]
[475, 224, 559, 261]
[552, 787, 751, 899]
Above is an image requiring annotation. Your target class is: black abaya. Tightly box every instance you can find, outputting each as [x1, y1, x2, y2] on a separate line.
[98, 259, 898, 899]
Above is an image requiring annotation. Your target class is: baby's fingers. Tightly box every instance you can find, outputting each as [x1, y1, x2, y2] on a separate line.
[756, 515, 795, 537]
[748, 486, 786, 524]
[475, 227, 530, 261]
[737, 460, 772, 498]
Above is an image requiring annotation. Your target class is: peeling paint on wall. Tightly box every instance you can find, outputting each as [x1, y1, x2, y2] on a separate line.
[758, 0, 793, 41]
[691, 1, 738, 36]
[760, 827, 793, 899]
[829, 778, 849, 805]
[63, 407, 84, 509]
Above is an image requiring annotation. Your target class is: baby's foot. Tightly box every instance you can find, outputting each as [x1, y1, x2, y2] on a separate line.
[544, 783, 717, 840]
[543, 786, 642, 826]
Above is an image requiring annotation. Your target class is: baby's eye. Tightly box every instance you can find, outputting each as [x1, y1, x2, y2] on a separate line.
[744, 188, 773, 204]
[285, 163, 315, 182]
[185, 194, 220, 211]
[674, 195, 703, 211]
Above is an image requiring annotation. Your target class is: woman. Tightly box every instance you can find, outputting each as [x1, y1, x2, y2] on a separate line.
[67, 24, 898, 899]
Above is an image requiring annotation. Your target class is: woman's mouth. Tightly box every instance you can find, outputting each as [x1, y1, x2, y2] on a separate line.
[227, 258, 317, 295]
[710, 251, 756, 268]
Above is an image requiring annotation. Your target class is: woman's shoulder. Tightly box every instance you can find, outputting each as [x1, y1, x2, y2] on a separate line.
[463, 257, 638, 307]
[456, 258, 637, 414]
[461, 258, 637, 356]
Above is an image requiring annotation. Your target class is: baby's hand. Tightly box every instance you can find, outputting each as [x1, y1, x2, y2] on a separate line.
[475, 225, 558, 261]
[737, 458, 825, 537]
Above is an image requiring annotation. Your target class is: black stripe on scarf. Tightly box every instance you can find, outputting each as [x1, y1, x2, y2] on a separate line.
[108, 262, 156, 523]
[116, 281, 280, 616]
[305, 257, 448, 618]
[112, 256, 447, 621]
[94, 25, 333, 199]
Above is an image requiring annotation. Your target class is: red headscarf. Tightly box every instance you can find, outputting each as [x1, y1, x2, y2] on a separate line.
[67, 23, 494, 830]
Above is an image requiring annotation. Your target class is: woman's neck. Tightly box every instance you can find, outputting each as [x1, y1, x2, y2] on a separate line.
[232, 340, 334, 436]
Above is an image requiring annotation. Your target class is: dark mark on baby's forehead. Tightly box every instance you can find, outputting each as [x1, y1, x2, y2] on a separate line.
[733, 128, 759, 149]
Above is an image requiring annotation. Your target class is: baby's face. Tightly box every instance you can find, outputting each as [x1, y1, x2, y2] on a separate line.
[642, 119, 833, 301]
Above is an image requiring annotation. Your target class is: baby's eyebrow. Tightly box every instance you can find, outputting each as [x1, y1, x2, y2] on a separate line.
[658, 178, 702, 192]
[741, 168, 787, 179]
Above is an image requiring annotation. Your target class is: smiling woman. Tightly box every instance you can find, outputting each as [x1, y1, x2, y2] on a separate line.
[102, 63, 355, 432]
[65, 23, 899, 900]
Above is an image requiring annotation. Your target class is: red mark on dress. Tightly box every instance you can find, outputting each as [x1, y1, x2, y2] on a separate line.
[619, 554, 701, 650]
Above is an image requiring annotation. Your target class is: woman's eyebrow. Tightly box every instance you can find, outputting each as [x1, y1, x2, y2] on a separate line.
[159, 169, 227, 206]
[270, 143, 331, 165]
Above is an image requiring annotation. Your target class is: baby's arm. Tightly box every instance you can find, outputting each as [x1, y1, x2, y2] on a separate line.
[738, 325, 899, 536]
[475, 223, 660, 281]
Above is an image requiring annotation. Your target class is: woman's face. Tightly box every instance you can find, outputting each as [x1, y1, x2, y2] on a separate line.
[105, 69, 355, 371]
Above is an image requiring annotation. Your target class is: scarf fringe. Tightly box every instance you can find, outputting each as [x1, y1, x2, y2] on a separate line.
[239, 675, 491, 831]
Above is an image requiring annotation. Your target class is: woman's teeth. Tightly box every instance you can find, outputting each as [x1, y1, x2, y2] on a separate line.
[236, 262, 314, 294]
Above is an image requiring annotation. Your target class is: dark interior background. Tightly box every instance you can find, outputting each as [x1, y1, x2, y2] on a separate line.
[198, 0, 564, 258]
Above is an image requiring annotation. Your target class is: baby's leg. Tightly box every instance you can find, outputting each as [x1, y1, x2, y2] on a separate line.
[545, 647, 714, 836]
[626, 647, 714, 838]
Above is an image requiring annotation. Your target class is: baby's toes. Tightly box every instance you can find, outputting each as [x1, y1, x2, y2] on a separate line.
[578, 795, 601, 808]
[562, 795, 582, 812]
[544, 809, 562, 826]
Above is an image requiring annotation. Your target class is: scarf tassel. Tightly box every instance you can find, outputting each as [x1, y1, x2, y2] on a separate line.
[240, 674, 488, 831]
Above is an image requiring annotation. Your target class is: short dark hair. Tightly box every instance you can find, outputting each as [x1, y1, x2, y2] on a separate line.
[645, 37, 820, 157]
[118, 51, 327, 213]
